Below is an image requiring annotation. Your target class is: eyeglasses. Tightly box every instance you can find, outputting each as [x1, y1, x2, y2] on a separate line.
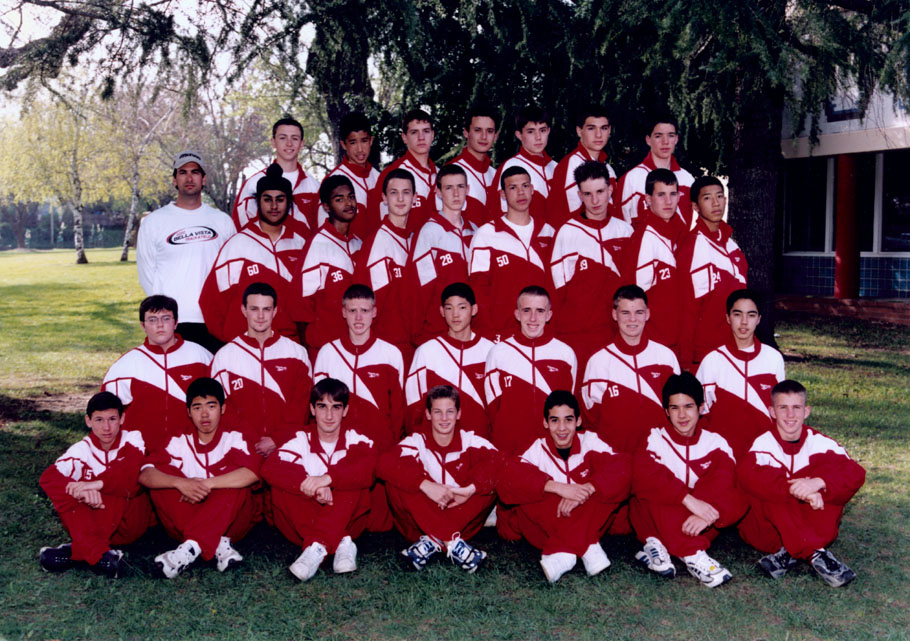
[144, 315, 174, 325]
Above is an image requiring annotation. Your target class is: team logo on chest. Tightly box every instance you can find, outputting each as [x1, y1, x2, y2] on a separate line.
[167, 227, 217, 245]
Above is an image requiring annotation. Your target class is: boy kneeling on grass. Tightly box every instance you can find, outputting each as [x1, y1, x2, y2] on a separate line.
[737, 379, 866, 587]
[630, 372, 747, 588]
[139, 377, 260, 578]
[39, 391, 152, 578]
[260, 377, 377, 582]
[377, 385, 500, 573]
[496, 390, 631, 583]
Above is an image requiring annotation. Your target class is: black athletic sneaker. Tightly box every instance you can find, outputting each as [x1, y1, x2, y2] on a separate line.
[92, 549, 126, 579]
[39, 543, 73, 573]
[758, 546, 798, 579]
[810, 549, 856, 587]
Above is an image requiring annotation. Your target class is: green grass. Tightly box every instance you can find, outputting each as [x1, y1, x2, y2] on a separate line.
[1, 249, 908, 641]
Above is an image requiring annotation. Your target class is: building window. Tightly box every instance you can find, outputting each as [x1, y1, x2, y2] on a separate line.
[881, 149, 910, 252]
[854, 153, 876, 253]
[783, 157, 828, 252]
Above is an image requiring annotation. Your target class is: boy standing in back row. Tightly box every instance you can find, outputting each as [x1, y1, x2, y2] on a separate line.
[488, 106, 556, 223]
[233, 117, 320, 236]
[547, 104, 617, 228]
[366, 109, 438, 236]
[321, 112, 380, 239]
[615, 114, 695, 228]
[450, 105, 499, 226]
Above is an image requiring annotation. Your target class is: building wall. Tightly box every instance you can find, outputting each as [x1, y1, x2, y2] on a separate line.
[779, 255, 910, 298]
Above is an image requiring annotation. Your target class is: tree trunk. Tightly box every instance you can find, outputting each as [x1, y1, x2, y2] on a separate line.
[120, 165, 141, 261]
[70, 146, 88, 264]
[13, 203, 26, 248]
[308, 0, 375, 166]
[727, 81, 785, 348]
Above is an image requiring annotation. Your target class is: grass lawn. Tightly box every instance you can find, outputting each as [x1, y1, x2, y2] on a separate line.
[1, 249, 908, 641]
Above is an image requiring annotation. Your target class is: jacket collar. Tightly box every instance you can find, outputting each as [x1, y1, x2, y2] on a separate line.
[340, 333, 377, 354]
[143, 335, 184, 355]
[518, 146, 553, 167]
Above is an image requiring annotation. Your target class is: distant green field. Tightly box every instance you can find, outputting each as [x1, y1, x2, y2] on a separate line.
[1, 249, 908, 641]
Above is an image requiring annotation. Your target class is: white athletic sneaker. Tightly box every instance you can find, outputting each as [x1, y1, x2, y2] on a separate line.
[581, 542, 611, 577]
[682, 549, 732, 588]
[214, 536, 242, 572]
[155, 540, 201, 579]
[332, 536, 357, 574]
[540, 552, 577, 583]
[635, 536, 676, 578]
[290, 542, 327, 582]
[483, 506, 498, 528]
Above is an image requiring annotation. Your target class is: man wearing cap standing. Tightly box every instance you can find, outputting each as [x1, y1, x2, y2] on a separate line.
[137, 151, 237, 354]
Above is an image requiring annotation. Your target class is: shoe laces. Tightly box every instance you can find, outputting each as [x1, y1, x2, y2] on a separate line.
[813, 550, 840, 572]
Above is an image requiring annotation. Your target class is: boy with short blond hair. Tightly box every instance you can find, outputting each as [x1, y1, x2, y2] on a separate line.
[737, 380, 865, 587]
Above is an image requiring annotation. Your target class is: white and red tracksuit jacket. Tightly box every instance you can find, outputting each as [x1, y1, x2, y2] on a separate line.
[143, 428, 261, 481]
[366, 152, 437, 237]
[232, 162, 320, 238]
[198, 222, 305, 343]
[468, 215, 555, 341]
[102, 337, 212, 449]
[677, 219, 748, 369]
[615, 153, 695, 228]
[546, 144, 618, 228]
[313, 335, 405, 452]
[622, 211, 688, 354]
[487, 148, 556, 222]
[291, 221, 362, 351]
[407, 212, 478, 345]
[581, 336, 680, 454]
[497, 432, 631, 507]
[484, 329, 577, 455]
[696, 339, 785, 456]
[261, 426, 377, 496]
[41, 429, 147, 511]
[353, 219, 413, 356]
[210, 333, 312, 447]
[450, 149, 496, 226]
[319, 158, 380, 240]
[405, 333, 494, 436]
[632, 425, 744, 530]
[549, 214, 633, 355]
[377, 429, 500, 496]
